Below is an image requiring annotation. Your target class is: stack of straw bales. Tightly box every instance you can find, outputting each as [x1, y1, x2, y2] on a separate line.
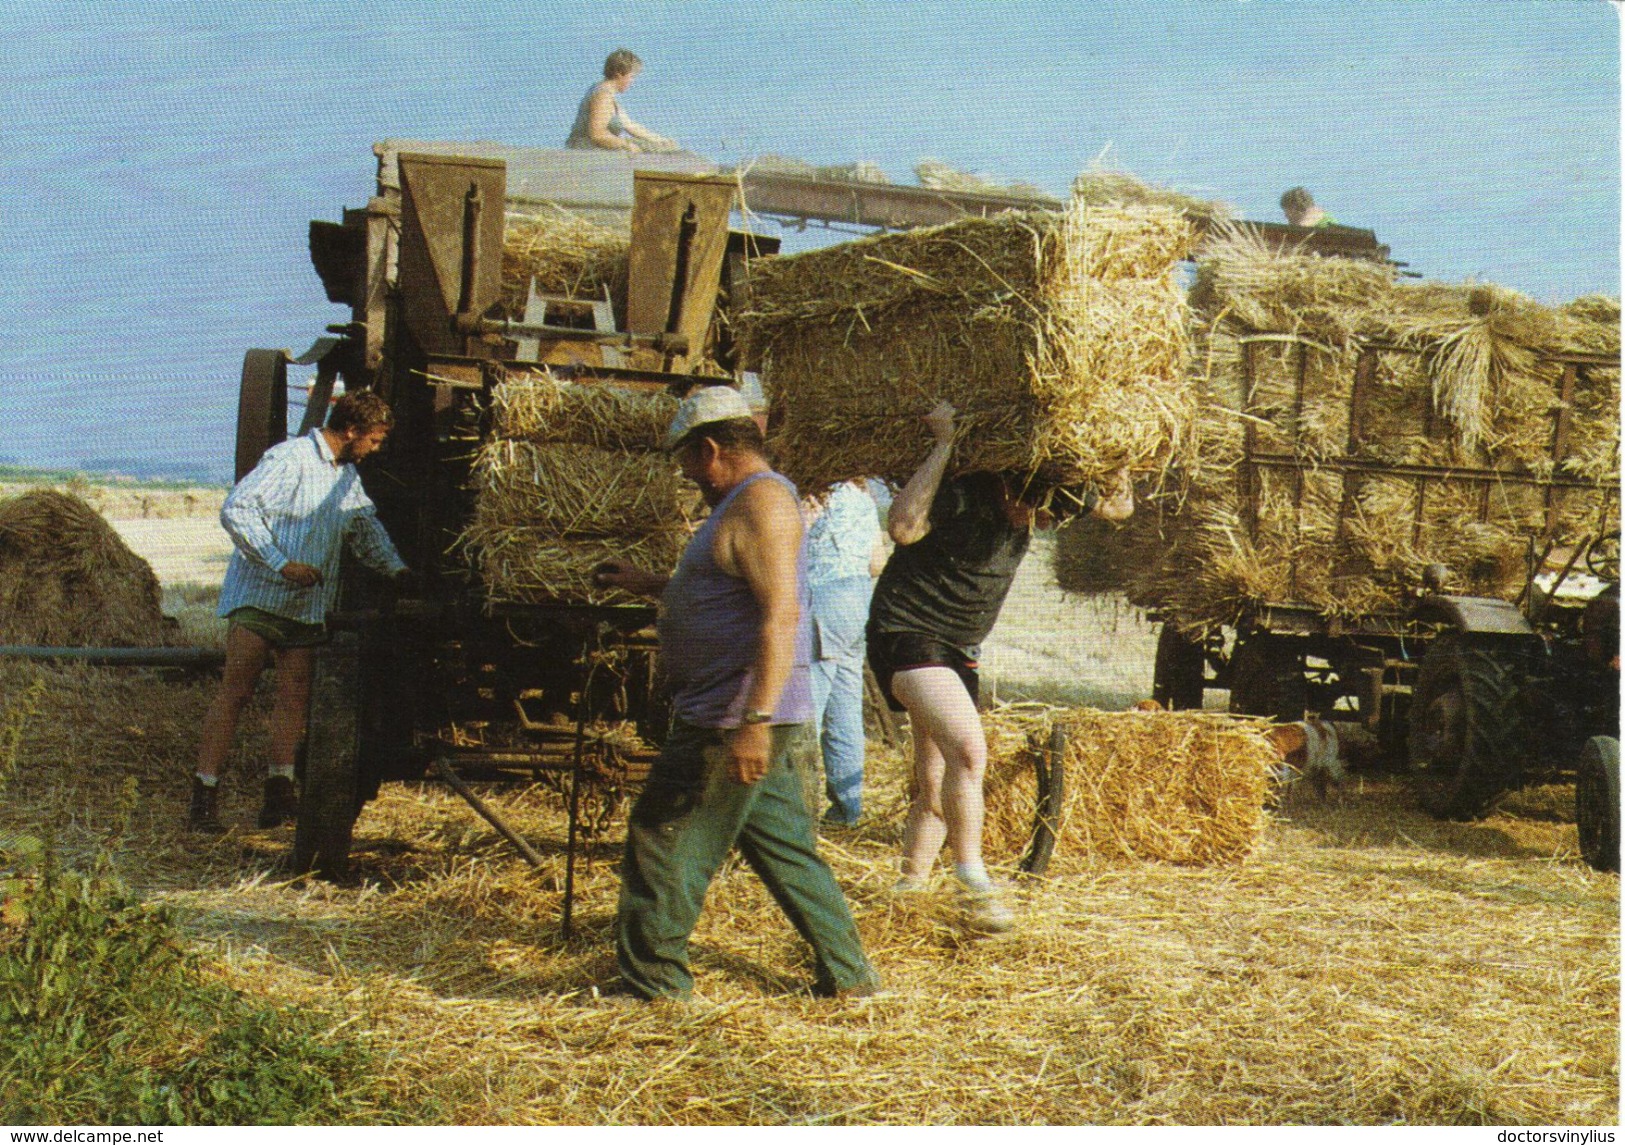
[1060, 229, 1620, 630]
[459, 370, 692, 606]
[980, 704, 1277, 867]
[0, 490, 171, 647]
[735, 192, 1199, 492]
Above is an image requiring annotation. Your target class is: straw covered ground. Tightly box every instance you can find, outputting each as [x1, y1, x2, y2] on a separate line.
[0, 655, 1614, 1125]
[736, 192, 1198, 493]
[0, 489, 174, 647]
[459, 371, 694, 606]
[0, 488, 1614, 1126]
[1072, 230, 1621, 631]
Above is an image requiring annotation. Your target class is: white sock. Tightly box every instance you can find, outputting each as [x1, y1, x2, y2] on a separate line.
[267, 764, 295, 781]
[194, 772, 219, 787]
[954, 862, 991, 891]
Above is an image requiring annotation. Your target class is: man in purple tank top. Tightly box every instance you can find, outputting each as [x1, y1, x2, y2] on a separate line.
[594, 385, 880, 1002]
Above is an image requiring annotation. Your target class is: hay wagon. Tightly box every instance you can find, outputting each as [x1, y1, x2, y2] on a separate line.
[1146, 328, 1619, 843]
[235, 144, 1088, 910]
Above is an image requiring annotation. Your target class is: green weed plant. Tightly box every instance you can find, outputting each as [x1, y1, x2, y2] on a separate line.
[0, 680, 404, 1126]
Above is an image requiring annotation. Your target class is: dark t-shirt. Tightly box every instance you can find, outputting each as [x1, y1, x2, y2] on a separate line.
[867, 473, 1031, 650]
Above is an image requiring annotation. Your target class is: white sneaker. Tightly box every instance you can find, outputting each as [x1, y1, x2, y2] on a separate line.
[891, 874, 929, 895]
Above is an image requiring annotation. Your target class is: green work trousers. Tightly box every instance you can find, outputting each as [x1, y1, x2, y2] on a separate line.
[615, 720, 878, 1000]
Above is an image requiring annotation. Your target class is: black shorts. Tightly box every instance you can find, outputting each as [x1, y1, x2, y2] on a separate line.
[865, 629, 979, 711]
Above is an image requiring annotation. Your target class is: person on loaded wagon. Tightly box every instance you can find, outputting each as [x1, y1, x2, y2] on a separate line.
[190, 391, 414, 834]
[1279, 186, 1339, 229]
[565, 48, 679, 154]
[593, 385, 881, 1002]
[867, 401, 1134, 934]
[801, 478, 886, 827]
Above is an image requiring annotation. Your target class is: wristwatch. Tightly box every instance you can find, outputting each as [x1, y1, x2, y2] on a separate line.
[739, 710, 775, 726]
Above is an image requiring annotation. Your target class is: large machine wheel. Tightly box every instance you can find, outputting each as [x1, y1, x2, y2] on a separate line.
[236, 349, 288, 482]
[292, 633, 363, 880]
[1152, 624, 1207, 710]
[1227, 634, 1308, 723]
[1576, 736, 1619, 873]
[1019, 724, 1068, 875]
[1407, 633, 1524, 820]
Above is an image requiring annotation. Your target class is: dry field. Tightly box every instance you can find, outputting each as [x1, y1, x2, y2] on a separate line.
[0, 495, 1615, 1126]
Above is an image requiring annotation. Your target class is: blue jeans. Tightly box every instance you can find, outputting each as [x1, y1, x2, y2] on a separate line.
[807, 575, 872, 825]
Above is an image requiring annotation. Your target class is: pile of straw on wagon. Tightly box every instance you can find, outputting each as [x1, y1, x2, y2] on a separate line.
[459, 370, 691, 606]
[979, 704, 1279, 868]
[734, 187, 1201, 494]
[1056, 229, 1620, 628]
[498, 206, 631, 325]
[0, 489, 172, 647]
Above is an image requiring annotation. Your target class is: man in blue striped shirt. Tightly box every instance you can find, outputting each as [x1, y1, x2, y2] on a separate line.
[191, 390, 411, 833]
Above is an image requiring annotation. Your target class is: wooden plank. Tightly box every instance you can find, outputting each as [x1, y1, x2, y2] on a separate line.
[626, 172, 737, 369]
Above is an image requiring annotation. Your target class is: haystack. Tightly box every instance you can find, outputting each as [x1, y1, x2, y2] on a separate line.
[460, 371, 695, 606]
[981, 705, 1276, 867]
[736, 192, 1199, 492]
[0, 490, 171, 647]
[1076, 229, 1619, 630]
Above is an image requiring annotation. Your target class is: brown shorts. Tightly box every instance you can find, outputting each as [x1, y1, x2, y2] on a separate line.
[227, 606, 328, 649]
[865, 629, 979, 711]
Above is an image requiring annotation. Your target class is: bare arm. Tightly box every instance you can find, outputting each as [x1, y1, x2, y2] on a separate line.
[585, 86, 639, 152]
[887, 401, 957, 545]
[592, 559, 669, 596]
[619, 113, 676, 150]
[714, 477, 803, 783]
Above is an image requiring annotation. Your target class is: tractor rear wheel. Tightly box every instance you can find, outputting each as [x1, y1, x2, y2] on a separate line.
[1227, 634, 1308, 723]
[1407, 633, 1523, 820]
[292, 633, 363, 880]
[1576, 736, 1619, 872]
[1152, 624, 1207, 711]
[236, 350, 288, 481]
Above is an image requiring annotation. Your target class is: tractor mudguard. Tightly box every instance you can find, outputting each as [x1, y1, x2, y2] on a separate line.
[1412, 594, 1535, 637]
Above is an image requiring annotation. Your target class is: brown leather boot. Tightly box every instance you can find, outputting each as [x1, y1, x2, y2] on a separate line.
[188, 777, 224, 834]
[256, 775, 300, 828]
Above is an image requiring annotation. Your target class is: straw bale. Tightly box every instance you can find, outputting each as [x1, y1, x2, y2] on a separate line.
[461, 525, 690, 607]
[981, 705, 1276, 867]
[1189, 227, 1397, 344]
[0, 490, 172, 647]
[499, 208, 630, 322]
[463, 370, 698, 606]
[471, 441, 694, 540]
[491, 372, 679, 451]
[738, 195, 1198, 490]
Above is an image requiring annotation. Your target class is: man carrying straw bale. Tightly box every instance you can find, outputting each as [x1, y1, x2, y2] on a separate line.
[868, 402, 1133, 933]
[191, 391, 413, 834]
[594, 386, 880, 1002]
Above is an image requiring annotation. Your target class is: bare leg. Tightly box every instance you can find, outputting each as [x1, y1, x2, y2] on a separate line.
[892, 666, 989, 873]
[195, 624, 272, 781]
[267, 645, 315, 771]
[900, 732, 947, 880]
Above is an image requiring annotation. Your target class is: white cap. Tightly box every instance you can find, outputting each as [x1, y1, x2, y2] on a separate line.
[665, 385, 755, 450]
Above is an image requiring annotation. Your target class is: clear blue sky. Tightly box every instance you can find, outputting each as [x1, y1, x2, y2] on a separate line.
[0, 0, 1616, 482]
